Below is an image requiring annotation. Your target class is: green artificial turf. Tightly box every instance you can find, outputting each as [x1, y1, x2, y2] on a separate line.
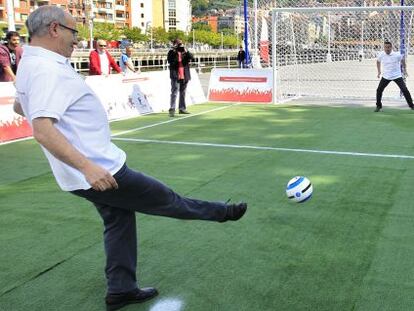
[1, 103, 414, 311]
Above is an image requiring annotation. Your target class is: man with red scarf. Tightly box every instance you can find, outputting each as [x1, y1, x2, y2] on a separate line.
[167, 39, 194, 117]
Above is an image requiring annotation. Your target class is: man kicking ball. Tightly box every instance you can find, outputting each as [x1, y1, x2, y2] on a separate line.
[14, 5, 247, 311]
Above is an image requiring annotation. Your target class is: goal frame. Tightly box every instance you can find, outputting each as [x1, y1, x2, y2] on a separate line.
[271, 5, 414, 104]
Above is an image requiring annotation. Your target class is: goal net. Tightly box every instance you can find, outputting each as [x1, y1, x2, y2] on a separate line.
[259, 5, 414, 103]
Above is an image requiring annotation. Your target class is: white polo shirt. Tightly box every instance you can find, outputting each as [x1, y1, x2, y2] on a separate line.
[15, 46, 126, 191]
[99, 51, 110, 75]
[377, 51, 403, 80]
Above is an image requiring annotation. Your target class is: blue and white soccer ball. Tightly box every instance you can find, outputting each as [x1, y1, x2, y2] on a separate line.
[286, 176, 313, 203]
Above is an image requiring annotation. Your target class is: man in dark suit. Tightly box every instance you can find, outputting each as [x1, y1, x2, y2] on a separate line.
[167, 39, 194, 117]
[237, 46, 246, 68]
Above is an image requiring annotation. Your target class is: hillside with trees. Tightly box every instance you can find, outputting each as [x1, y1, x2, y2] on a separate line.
[192, 0, 243, 16]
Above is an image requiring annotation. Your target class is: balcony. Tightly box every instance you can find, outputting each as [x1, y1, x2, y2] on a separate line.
[94, 16, 115, 23]
[97, 7, 112, 12]
[115, 5, 124, 10]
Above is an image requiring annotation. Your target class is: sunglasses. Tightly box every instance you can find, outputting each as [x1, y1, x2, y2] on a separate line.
[58, 23, 78, 37]
[99, 45, 107, 47]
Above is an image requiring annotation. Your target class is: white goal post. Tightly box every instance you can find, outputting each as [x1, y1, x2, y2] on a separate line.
[271, 6, 414, 103]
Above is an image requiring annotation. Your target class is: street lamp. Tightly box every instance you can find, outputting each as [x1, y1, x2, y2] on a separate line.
[88, 0, 95, 50]
[6, 0, 15, 31]
[221, 32, 224, 50]
[192, 29, 195, 49]
[327, 13, 332, 62]
[146, 21, 153, 51]
[360, 20, 364, 60]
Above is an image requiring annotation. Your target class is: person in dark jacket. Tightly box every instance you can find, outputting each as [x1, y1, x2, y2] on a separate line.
[237, 46, 246, 68]
[167, 39, 194, 117]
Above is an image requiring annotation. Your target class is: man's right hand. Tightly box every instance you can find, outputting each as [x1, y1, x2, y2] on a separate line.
[377, 73, 381, 79]
[82, 162, 119, 191]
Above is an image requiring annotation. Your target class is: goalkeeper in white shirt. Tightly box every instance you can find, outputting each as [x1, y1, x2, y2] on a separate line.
[375, 40, 414, 112]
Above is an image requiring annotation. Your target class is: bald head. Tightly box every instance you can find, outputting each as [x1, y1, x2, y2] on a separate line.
[96, 39, 107, 53]
[97, 39, 106, 46]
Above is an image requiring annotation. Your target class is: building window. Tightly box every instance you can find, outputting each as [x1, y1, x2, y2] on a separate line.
[141, 22, 144, 27]
[168, 0, 175, 9]
[141, 13, 144, 18]
[140, 3, 143, 7]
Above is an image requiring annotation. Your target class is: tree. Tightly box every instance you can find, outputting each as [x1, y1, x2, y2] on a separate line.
[192, 0, 209, 16]
[93, 22, 121, 41]
[220, 27, 234, 36]
[122, 27, 147, 43]
[168, 30, 186, 43]
[152, 27, 169, 44]
[192, 22, 212, 32]
[76, 25, 90, 41]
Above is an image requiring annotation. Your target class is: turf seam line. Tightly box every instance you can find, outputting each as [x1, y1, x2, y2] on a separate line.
[111, 138, 414, 160]
[0, 241, 100, 297]
[111, 104, 238, 137]
[181, 153, 256, 197]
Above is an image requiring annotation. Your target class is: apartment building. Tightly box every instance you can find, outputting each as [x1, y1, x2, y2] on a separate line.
[152, 0, 191, 32]
[130, 0, 151, 33]
[1, 0, 191, 34]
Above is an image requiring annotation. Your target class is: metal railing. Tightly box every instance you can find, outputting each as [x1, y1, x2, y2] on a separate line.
[70, 48, 242, 74]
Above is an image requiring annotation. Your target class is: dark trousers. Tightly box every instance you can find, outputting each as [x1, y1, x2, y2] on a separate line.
[170, 78, 188, 111]
[376, 77, 413, 108]
[71, 164, 227, 294]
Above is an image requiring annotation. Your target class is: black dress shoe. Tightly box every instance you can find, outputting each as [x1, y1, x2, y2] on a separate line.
[220, 202, 247, 222]
[168, 109, 175, 117]
[105, 287, 158, 311]
[374, 107, 382, 112]
[179, 109, 190, 114]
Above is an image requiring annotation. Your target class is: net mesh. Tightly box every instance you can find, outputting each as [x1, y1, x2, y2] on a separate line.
[252, 2, 414, 102]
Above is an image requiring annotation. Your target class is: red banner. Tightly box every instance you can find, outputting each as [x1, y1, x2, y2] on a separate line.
[208, 68, 273, 103]
[0, 117, 32, 142]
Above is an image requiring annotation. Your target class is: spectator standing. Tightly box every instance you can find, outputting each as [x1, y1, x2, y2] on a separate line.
[0, 31, 23, 82]
[167, 39, 194, 117]
[237, 46, 246, 68]
[119, 46, 136, 74]
[89, 39, 121, 76]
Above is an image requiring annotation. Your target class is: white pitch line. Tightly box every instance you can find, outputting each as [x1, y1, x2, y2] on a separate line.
[112, 104, 237, 137]
[111, 137, 414, 160]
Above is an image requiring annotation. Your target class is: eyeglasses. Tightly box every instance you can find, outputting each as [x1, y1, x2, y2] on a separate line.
[58, 23, 78, 37]
[99, 45, 107, 47]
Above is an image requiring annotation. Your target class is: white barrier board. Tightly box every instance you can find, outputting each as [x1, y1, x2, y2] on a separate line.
[0, 69, 206, 143]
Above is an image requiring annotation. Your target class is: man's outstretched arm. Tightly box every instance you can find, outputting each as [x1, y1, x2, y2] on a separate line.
[32, 117, 118, 191]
